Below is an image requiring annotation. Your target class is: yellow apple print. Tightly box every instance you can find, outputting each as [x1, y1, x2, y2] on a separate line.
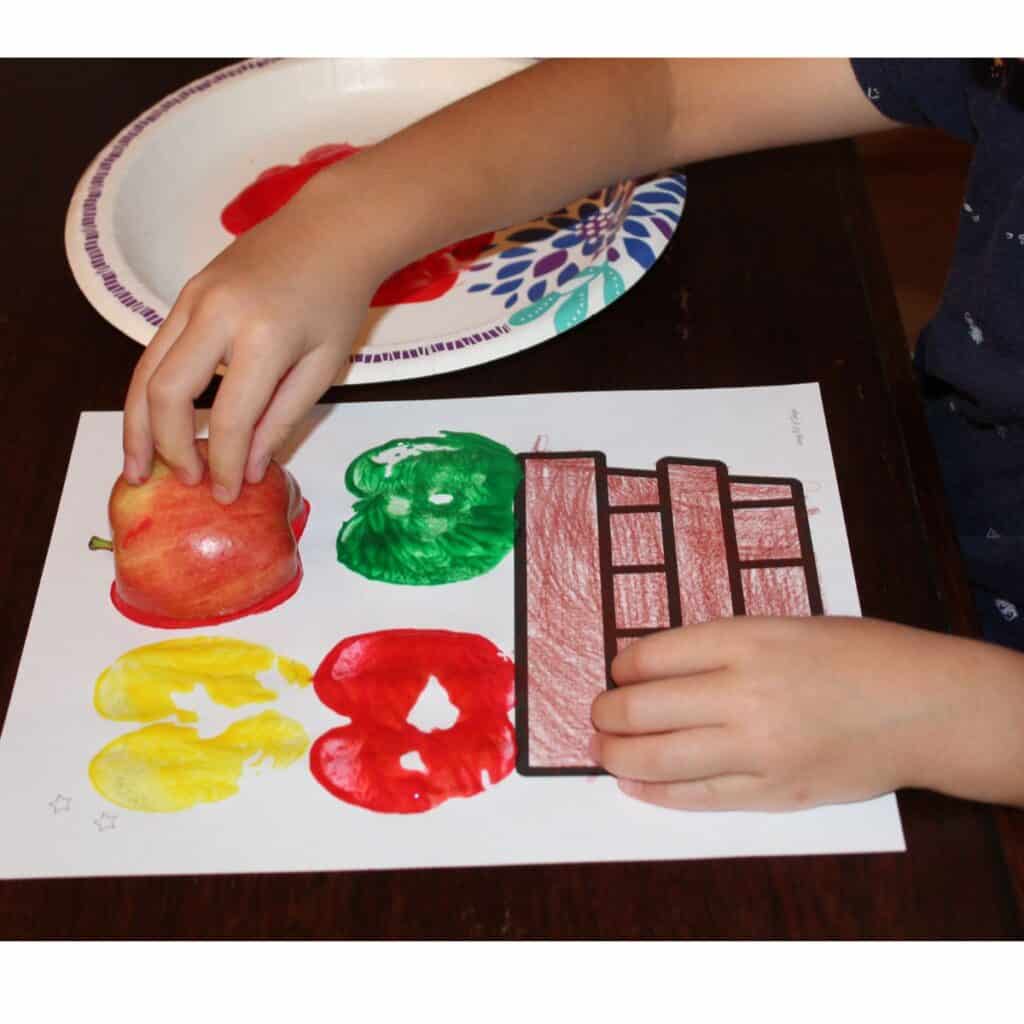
[89, 638, 312, 813]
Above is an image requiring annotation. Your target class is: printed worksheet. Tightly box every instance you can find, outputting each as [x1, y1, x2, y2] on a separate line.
[0, 386, 904, 879]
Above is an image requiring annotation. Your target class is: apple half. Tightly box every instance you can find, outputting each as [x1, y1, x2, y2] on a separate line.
[90, 444, 310, 628]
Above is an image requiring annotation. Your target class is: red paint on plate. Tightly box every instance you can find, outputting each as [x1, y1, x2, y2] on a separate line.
[221, 144, 493, 307]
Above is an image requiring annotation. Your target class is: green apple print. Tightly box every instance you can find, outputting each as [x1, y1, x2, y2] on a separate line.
[337, 431, 522, 585]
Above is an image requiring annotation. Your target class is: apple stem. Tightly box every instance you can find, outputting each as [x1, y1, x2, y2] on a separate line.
[88, 536, 113, 552]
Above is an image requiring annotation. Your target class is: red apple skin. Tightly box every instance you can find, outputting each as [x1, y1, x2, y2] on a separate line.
[108, 443, 305, 622]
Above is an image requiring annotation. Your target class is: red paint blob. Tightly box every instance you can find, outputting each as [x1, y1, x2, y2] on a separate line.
[220, 144, 361, 235]
[309, 629, 516, 814]
[110, 499, 311, 630]
[221, 144, 494, 307]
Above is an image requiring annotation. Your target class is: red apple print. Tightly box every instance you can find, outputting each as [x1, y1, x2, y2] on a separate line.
[221, 144, 494, 307]
[309, 629, 516, 813]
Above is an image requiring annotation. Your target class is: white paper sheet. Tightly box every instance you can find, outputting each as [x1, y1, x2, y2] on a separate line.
[0, 385, 904, 879]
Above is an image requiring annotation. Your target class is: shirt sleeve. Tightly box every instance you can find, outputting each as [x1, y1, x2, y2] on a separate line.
[849, 58, 977, 143]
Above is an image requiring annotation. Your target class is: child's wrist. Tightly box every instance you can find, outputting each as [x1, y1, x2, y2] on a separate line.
[907, 635, 1024, 805]
[310, 153, 452, 289]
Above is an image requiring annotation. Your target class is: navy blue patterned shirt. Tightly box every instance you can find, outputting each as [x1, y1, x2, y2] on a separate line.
[850, 58, 1024, 649]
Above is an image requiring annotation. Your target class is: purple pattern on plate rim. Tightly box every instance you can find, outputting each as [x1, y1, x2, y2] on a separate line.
[79, 59, 280, 329]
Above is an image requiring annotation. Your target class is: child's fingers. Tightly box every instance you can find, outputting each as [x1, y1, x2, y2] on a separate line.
[592, 726, 746, 784]
[611, 617, 758, 685]
[244, 345, 347, 484]
[591, 670, 731, 735]
[617, 774, 765, 812]
[145, 316, 231, 486]
[122, 303, 191, 483]
[206, 337, 295, 503]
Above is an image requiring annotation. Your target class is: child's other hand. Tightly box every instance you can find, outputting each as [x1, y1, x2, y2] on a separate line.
[121, 170, 382, 503]
[591, 616, 1024, 811]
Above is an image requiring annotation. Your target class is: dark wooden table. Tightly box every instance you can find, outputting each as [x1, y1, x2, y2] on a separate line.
[1, 59, 1022, 939]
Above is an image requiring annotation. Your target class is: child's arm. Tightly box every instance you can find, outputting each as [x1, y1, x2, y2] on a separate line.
[592, 616, 1024, 809]
[122, 58, 895, 501]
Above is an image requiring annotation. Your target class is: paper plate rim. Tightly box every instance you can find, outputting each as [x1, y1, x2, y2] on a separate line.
[64, 58, 687, 386]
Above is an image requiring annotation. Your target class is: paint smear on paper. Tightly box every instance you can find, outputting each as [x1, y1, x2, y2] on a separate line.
[89, 638, 312, 813]
[89, 712, 309, 813]
[220, 143, 494, 307]
[337, 431, 522, 585]
[310, 629, 515, 814]
[94, 637, 311, 724]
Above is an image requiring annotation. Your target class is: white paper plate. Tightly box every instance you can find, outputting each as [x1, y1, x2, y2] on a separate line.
[65, 58, 687, 385]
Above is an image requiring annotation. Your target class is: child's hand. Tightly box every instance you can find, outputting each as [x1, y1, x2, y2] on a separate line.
[122, 170, 385, 503]
[591, 616, 1024, 811]
[119, 57, 891, 507]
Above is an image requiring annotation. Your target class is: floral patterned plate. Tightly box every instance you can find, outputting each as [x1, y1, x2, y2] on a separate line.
[65, 58, 686, 385]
